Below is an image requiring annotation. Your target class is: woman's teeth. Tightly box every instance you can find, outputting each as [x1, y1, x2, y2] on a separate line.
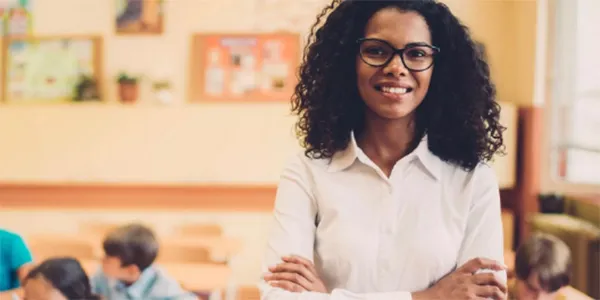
[381, 86, 409, 94]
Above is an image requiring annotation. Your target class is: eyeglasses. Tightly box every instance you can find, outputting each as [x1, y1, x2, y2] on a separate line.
[357, 38, 440, 72]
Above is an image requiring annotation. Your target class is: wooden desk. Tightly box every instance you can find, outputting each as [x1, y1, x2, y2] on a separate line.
[159, 236, 243, 261]
[80, 259, 232, 292]
[559, 286, 594, 300]
[25, 234, 242, 261]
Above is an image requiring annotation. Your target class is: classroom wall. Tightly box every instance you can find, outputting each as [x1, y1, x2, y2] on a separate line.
[0, 0, 537, 183]
[0, 0, 537, 285]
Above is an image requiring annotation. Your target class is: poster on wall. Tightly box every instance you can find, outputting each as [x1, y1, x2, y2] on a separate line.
[3, 36, 103, 103]
[115, 0, 163, 34]
[0, 0, 33, 36]
[189, 33, 300, 103]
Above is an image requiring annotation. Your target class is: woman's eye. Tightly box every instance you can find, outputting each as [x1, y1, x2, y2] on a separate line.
[364, 47, 387, 56]
[406, 48, 430, 58]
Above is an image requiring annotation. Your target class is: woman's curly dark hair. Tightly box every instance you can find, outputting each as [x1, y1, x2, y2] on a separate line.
[292, 0, 505, 171]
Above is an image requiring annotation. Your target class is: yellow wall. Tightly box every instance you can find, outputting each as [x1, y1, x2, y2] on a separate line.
[512, 0, 538, 107]
[0, 104, 297, 183]
[0, 0, 535, 285]
[445, 0, 538, 107]
[0, 0, 536, 183]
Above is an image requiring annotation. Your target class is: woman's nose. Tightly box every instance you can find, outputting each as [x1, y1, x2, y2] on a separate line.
[383, 54, 408, 77]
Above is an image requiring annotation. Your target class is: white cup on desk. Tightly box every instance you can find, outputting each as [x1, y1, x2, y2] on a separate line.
[474, 268, 508, 299]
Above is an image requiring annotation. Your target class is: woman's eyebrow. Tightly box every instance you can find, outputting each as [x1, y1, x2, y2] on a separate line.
[363, 37, 433, 48]
[404, 41, 433, 48]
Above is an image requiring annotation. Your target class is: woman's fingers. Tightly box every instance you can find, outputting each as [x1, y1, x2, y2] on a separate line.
[269, 262, 318, 283]
[269, 280, 306, 293]
[458, 257, 507, 274]
[282, 255, 319, 276]
[474, 284, 506, 300]
[471, 272, 507, 293]
[264, 272, 312, 291]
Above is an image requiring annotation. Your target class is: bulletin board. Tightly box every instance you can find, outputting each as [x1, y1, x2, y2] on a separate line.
[189, 32, 301, 103]
[2, 35, 103, 103]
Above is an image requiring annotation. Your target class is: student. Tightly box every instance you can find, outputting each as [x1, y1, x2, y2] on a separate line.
[22, 257, 100, 300]
[91, 224, 197, 300]
[0, 228, 34, 298]
[511, 233, 572, 300]
[260, 0, 508, 299]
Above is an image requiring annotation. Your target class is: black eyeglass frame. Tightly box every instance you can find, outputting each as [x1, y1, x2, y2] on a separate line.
[356, 38, 441, 72]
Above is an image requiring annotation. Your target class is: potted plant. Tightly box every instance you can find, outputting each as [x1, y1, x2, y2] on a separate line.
[117, 72, 139, 103]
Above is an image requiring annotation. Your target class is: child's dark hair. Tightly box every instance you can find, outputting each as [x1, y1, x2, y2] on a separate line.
[515, 232, 572, 293]
[25, 257, 100, 300]
[102, 223, 158, 272]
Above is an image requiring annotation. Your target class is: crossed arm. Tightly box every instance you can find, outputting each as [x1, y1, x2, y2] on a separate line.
[260, 161, 507, 300]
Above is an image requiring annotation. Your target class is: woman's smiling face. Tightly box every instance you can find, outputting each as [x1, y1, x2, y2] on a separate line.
[356, 8, 434, 121]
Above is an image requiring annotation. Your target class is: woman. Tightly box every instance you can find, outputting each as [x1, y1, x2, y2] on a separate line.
[261, 0, 508, 299]
[22, 257, 99, 300]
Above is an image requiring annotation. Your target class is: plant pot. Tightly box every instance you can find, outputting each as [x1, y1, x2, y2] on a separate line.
[118, 82, 139, 103]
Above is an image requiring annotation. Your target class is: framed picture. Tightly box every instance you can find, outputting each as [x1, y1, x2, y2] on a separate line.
[0, 0, 34, 36]
[189, 32, 300, 103]
[2, 35, 103, 103]
[115, 0, 163, 35]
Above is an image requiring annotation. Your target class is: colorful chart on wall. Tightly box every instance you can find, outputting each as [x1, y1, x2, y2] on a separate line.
[115, 0, 163, 34]
[189, 33, 300, 103]
[3, 36, 102, 103]
[0, 0, 33, 36]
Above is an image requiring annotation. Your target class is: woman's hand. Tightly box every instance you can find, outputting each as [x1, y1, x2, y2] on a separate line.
[263, 255, 327, 293]
[412, 257, 508, 300]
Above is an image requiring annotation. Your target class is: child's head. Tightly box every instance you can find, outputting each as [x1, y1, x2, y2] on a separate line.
[101, 223, 158, 282]
[514, 233, 572, 300]
[23, 257, 99, 300]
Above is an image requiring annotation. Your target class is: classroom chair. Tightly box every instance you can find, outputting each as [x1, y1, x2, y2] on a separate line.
[156, 245, 211, 263]
[234, 286, 260, 300]
[174, 223, 223, 237]
[27, 235, 97, 261]
[78, 221, 122, 238]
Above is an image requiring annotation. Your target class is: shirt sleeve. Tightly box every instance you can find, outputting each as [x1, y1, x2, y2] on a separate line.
[260, 155, 413, 300]
[455, 164, 507, 282]
[175, 292, 201, 300]
[8, 233, 33, 272]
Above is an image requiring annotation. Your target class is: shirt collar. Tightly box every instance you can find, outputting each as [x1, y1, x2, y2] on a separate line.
[115, 265, 157, 299]
[328, 132, 442, 180]
[328, 132, 361, 173]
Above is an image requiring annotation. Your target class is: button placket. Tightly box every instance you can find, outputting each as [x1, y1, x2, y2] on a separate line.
[379, 182, 394, 234]
[373, 181, 396, 289]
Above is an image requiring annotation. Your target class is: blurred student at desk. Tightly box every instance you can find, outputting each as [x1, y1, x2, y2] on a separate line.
[0, 228, 33, 299]
[509, 232, 591, 300]
[21, 257, 100, 300]
[90, 224, 198, 300]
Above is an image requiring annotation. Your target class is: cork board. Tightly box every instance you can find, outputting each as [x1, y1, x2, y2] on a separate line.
[189, 32, 301, 103]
